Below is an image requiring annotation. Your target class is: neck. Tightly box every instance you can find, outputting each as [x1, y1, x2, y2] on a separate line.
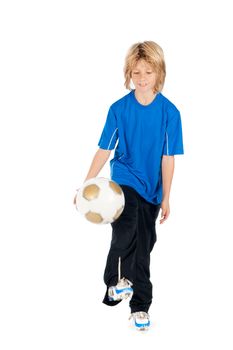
[134, 89, 157, 105]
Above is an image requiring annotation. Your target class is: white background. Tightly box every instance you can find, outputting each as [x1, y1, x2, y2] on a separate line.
[1, 0, 233, 348]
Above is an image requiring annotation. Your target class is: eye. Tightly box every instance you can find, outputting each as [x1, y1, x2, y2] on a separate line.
[147, 71, 152, 74]
[133, 72, 139, 74]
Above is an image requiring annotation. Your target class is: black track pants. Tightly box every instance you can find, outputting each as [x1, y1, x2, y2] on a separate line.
[102, 185, 161, 313]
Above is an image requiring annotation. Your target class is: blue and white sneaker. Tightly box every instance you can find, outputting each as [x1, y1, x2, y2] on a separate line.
[108, 277, 133, 301]
[129, 311, 150, 331]
[108, 256, 133, 301]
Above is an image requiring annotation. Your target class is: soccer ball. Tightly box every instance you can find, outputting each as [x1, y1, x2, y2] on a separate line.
[75, 177, 125, 224]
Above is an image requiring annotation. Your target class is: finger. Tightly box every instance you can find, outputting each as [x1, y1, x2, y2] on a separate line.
[74, 188, 80, 206]
[160, 211, 168, 224]
[159, 214, 165, 224]
[160, 209, 165, 218]
[161, 209, 166, 218]
[161, 212, 170, 223]
[160, 217, 165, 224]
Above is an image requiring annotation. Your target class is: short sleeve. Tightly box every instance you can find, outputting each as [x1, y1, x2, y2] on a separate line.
[163, 108, 184, 155]
[98, 106, 119, 150]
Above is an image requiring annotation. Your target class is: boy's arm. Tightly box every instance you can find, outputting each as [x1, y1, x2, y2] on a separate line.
[161, 155, 175, 200]
[73, 148, 111, 205]
[160, 155, 175, 224]
[84, 148, 111, 182]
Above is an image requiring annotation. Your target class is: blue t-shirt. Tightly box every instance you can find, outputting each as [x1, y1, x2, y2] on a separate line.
[98, 90, 184, 205]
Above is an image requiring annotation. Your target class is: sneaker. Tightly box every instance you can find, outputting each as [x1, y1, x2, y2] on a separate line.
[108, 277, 133, 301]
[129, 311, 150, 331]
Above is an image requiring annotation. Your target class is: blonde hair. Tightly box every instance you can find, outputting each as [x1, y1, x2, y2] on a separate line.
[124, 41, 166, 93]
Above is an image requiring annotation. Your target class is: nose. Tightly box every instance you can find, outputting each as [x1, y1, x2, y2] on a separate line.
[138, 72, 146, 80]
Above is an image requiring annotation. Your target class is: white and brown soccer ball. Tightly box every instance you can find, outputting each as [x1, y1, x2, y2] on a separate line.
[76, 177, 125, 224]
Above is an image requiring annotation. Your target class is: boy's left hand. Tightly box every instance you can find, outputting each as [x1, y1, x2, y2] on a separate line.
[159, 199, 170, 224]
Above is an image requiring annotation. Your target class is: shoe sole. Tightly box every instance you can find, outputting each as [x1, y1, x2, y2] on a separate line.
[134, 320, 150, 331]
[136, 326, 149, 331]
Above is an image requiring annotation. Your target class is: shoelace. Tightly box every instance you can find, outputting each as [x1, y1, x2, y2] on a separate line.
[129, 311, 149, 320]
[117, 277, 133, 288]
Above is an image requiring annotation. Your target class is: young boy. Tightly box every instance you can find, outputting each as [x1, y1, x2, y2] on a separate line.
[74, 41, 184, 331]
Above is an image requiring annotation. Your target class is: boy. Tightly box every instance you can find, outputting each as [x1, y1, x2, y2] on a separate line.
[74, 41, 184, 331]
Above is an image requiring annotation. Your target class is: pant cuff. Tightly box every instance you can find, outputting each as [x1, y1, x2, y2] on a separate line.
[102, 288, 122, 306]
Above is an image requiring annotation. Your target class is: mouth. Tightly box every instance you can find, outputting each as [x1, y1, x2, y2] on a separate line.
[138, 83, 147, 87]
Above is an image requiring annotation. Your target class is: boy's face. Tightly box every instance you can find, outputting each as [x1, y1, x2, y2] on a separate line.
[131, 59, 157, 94]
